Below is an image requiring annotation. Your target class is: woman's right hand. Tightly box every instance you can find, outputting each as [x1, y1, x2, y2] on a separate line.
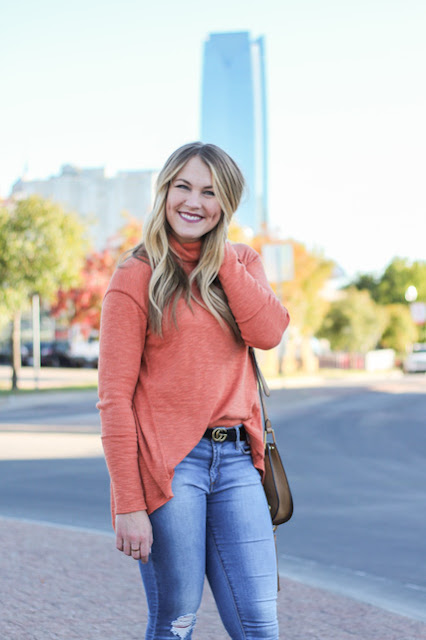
[115, 510, 153, 563]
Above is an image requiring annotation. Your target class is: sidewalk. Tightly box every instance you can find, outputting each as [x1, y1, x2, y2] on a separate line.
[2, 517, 425, 640]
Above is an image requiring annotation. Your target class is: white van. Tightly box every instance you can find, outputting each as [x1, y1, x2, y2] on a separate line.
[404, 343, 426, 373]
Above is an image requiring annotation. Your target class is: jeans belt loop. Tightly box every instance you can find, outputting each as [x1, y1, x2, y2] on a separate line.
[236, 424, 242, 449]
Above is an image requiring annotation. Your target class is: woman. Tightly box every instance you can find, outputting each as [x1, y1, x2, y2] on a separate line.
[97, 142, 290, 639]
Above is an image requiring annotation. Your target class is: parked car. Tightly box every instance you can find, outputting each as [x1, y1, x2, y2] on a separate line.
[0, 342, 31, 365]
[1, 338, 99, 368]
[22, 341, 73, 367]
[404, 343, 426, 373]
[67, 339, 99, 368]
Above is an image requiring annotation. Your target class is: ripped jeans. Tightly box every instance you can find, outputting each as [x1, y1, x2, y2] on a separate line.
[138, 428, 279, 639]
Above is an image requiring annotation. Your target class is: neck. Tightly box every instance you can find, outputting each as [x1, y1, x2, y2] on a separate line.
[168, 234, 202, 263]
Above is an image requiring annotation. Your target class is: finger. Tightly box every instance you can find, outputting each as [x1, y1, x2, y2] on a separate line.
[116, 537, 124, 552]
[140, 543, 152, 564]
[122, 540, 131, 556]
[131, 546, 141, 560]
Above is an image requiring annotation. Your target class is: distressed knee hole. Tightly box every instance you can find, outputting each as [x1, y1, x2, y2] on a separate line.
[170, 613, 196, 638]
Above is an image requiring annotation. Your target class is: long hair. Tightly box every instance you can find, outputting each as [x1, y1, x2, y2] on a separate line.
[131, 142, 245, 337]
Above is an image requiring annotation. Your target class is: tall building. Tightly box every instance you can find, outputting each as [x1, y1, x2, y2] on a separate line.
[201, 32, 268, 231]
[11, 165, 157, 249]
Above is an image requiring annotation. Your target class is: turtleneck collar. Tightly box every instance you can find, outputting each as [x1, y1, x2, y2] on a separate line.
[168, 234, 202, 264]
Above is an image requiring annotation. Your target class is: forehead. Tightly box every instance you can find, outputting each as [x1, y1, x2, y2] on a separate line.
[175, 156, 212, 184]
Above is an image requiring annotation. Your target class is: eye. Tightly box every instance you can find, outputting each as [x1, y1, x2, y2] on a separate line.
[204, 190, 215, 197]
[175, 183, 189, 190]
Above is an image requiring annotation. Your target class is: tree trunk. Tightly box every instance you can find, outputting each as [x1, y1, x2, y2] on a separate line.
[11, 311, 21, 391]
[300, 336, 319, 374]
[282, 336, 299, 375]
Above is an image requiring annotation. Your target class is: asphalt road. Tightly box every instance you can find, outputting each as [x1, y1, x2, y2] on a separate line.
[1, 375, 425, 615]
[268, 375, 426, 615]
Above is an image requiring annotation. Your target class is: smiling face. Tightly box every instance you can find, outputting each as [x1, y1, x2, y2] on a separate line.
[165, 155, 222, 243]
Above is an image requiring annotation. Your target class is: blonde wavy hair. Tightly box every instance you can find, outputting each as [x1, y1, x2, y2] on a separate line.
[131, 142, 245, 337]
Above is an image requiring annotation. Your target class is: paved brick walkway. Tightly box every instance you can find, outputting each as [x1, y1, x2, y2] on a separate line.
[1, 518, 425, 639]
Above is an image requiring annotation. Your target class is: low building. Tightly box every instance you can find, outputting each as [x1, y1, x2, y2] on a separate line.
[11, 164, 158, 249]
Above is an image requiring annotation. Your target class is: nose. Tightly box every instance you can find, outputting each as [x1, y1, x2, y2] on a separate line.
[184, 190, 201, 209]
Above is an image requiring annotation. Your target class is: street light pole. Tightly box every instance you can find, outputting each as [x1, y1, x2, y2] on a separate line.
[32, 293, 41, 389]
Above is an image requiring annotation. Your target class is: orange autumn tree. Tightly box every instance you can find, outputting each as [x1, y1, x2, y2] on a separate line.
[51, 214, 143, 333]
[106, 212, 143, 255]
[281, 241, 334, 337]
[230, 222, 334, 343]
[51, 249, 116, 332]
[251, 229, 334, 373]
[228, 218, 255, 245]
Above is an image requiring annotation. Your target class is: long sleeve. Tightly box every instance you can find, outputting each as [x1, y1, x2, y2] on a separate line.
[97, 288, 148, 514]
[218, 242, 290, 349]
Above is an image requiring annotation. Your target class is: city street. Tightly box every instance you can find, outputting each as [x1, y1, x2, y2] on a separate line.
[1, 374, 425, 619]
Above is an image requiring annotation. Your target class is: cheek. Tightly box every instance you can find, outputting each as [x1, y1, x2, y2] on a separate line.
[210, 205, 222, 224]
[165, 193, 177, 221]
[166, 193, 173, 212]
[165, 198, 171, 224]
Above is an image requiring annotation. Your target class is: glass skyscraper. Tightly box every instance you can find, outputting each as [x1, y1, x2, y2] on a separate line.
[201, 31, 268, 231]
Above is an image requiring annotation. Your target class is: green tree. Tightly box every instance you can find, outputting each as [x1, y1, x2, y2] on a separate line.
[0, 196, 87, 389]
[352, 258, 426, 305]
[380, 304, 418, 354]
[375, 258, 426, 304]
[318, 288, 387, 353]
[351, 273, 379, 298]
[350, 257, 426, 343]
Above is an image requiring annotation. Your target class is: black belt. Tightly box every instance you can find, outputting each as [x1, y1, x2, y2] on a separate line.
[203, 426, 247, 443]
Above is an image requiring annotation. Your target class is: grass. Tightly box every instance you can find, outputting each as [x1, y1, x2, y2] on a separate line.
[0, 363, 98, 396]
[0, 384, 98, 396]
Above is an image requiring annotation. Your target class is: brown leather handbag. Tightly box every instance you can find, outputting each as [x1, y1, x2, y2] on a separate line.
[250, 348, 294, 526]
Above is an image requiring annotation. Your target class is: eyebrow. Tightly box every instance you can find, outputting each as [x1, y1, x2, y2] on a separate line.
[174, 178, 214, 189]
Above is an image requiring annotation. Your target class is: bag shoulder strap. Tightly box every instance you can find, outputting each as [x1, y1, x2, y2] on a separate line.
[249, 347, 274, 438]
[249, 346, 270, 397]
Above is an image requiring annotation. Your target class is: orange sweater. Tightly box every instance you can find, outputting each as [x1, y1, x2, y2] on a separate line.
[97, 238, 290, 525]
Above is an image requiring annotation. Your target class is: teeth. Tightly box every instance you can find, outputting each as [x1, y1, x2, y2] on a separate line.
[180, 212, 202, 221]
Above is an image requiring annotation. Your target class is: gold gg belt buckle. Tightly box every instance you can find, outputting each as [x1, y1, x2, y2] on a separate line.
[212, 427, 228, 442]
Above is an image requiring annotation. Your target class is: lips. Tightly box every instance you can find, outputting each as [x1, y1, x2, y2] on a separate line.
[178, 211, 204, 223]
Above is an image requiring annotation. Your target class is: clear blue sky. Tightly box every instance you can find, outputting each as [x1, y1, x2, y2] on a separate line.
[1, 0, 425, 277]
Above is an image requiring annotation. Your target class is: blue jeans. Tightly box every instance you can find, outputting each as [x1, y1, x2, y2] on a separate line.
[138, 429, 279, 639]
